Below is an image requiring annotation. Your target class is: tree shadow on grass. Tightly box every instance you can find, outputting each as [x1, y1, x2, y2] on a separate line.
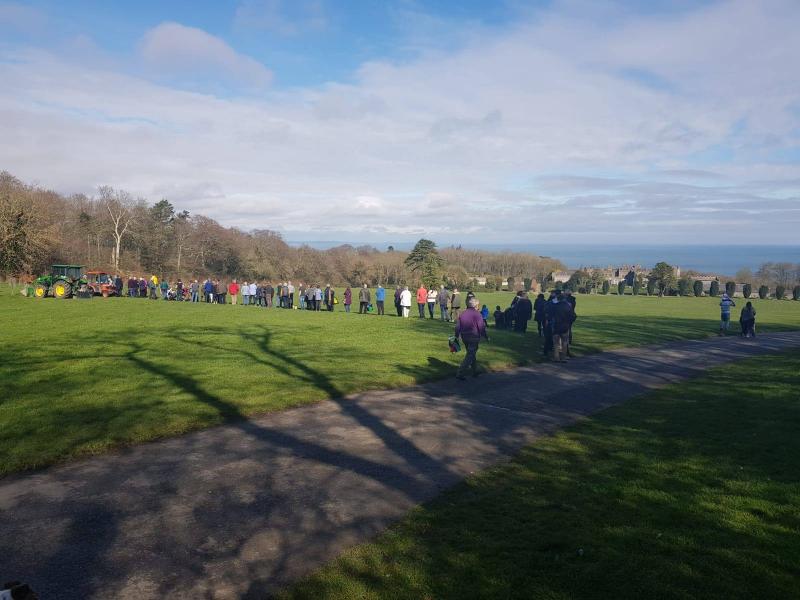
[284, 351, 800, 600]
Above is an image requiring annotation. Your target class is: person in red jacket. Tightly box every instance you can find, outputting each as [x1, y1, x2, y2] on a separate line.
[416, 285, 428, 318]
[228, 280, 240, 305]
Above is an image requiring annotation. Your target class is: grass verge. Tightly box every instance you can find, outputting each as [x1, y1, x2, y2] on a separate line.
[281, 350, 800, 600]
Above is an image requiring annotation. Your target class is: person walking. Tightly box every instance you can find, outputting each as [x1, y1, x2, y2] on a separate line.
[416, 284, 428, 318]
[514, 292, 533, 333]
[739, 301, 756, 338]
[719, 293, 736, 335]
[438, 285, 450, 321]
[450, 288, 462, 321]
[359, 284, 371, 314]
[375, 284, 386, 315]
[533, 293, 546, 336]
[427, 287, 438, 318]
[455, 297, 490, 380]
[551, 291, 575, 363]
[394, 286, 402, 316]
[344, 286, 352, 313]
[400, 286, 412, 318]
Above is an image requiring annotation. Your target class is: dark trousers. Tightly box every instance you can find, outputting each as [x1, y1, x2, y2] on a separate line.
[514, 319, 528, 333]
[543, 324, 554, 355]
[418, 303, 426, 318]
[395, 302, 402, 316]
[359, 301, 368, 313]
[457, 337, 481, 377]
[428, 302, 435, 318]
[535, 317, 543, 335]
[377, 300, 384, 315]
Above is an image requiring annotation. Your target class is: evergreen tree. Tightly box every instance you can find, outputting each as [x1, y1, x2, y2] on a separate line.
[743, 283, 752, 299]
[650, 262, 676, 295]
[693, 280, 704, 297]
[758, 285, 769, 299]
[725, 281, 736, 296]
[709, 280, 719, 297]
[617, 280, 626, 295]
[404, 239, 443, 289]
[602, 280, 610, 295]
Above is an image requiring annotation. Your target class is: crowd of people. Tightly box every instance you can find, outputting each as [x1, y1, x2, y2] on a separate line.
[108, 273, 760, 378]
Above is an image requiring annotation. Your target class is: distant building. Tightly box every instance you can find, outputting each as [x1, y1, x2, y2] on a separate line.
[551, 270, 574, 284]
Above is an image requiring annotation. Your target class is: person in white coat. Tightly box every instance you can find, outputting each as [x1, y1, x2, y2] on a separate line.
[400, 286, 412, 318]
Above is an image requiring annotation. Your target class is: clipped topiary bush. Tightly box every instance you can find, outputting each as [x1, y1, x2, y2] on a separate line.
[693, 280, 703, 297]
[794, 285, 800, 301]
[632, 280, 641, 296]
[646, 279, 656, 296]
[725, 281, 736, 296]
[743, 283, 752, 299]
[602, 280, 610, 295]
[709, 280, 719, 297]
[776, 285, 786, 300]
[758, 285, 769, 299]
[617, 281, 626, 295]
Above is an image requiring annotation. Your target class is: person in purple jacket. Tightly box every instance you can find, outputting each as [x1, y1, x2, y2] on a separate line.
[454, 297, 490, 380]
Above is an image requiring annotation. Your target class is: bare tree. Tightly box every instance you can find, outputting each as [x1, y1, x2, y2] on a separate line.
[100, 186, 136, 273]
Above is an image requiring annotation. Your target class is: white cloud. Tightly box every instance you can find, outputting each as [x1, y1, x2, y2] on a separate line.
[0, 2, 46, 34]
[139, 22, 272, 89]
[0, 0, 798, 243]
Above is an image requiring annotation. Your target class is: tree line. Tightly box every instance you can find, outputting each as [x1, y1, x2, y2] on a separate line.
[0, 172, 564, 287]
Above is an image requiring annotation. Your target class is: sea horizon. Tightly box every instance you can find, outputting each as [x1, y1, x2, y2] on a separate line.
[286, 241, 800, 277]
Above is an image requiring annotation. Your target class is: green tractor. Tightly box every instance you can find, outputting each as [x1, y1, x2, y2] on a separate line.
[32, 265, 87, 299]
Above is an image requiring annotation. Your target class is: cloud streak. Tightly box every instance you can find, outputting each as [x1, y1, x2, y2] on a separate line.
[0, 0, 798, 244]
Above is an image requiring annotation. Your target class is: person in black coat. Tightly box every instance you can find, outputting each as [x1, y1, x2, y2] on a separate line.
[514, 292, 533, 333]
[533, 293, 546, 336]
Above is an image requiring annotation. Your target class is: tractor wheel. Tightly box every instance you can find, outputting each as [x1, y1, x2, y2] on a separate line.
[33, 284, 48, 298]
[53, 281, 72, 299]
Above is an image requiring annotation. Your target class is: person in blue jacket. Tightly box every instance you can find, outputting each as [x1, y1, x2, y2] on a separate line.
[375, 285, 386, 315]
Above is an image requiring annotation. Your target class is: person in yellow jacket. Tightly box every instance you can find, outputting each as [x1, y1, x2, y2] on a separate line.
[149, 275, 159, 300]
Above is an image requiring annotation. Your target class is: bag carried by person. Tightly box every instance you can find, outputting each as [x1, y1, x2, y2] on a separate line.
[448, 335, 461, 353]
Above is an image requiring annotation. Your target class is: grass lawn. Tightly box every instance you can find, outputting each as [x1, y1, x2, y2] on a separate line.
[280, 350, 800, 600]
[1, 286, 799, 476]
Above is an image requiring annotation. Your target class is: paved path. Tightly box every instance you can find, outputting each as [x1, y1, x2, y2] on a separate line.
[3, 332, 800, 599]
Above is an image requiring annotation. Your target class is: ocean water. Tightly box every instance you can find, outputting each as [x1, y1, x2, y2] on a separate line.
[472, 245, 800, 276]
[287, 242, 800, 277]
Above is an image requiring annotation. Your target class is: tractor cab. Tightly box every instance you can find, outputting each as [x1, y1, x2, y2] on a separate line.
[52, 265, 85, 280]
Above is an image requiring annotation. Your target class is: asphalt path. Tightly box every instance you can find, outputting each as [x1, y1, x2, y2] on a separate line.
[2, 331, 799, 599]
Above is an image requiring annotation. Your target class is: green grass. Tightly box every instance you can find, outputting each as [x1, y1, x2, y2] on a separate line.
[1, 286, 799, 476]
[280, 350, 800, 600]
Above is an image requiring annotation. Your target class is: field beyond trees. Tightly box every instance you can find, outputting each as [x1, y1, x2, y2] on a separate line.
[2, 288, 800, 476]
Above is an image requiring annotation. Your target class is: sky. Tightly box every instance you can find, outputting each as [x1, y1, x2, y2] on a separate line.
[1, 0, 799, 245]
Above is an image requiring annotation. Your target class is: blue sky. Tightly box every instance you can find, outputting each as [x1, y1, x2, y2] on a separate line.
[1, 0, 799, 243]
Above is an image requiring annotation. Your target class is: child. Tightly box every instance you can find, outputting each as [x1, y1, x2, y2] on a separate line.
[481, 304, 489, 326]
[493, 305, 504, 329]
